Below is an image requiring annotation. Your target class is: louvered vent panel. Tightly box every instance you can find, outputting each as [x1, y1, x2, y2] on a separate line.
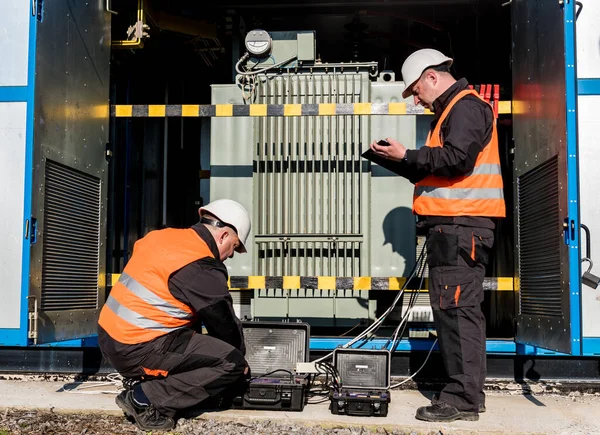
[517, 155, 562, 317]
[41, 160, 101, 311]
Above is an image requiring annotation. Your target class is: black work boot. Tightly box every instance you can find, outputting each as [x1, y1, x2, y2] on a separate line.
[416, 402, 479, 422]
[116, 390, 175, 431]
[431, 392, 486, 413]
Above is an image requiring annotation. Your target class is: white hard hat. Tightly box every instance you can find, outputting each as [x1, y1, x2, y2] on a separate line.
[199, 199, 251, 253]
[401, 48, 453, 99]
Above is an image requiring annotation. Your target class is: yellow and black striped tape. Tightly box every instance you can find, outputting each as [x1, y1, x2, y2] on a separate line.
[227, 276, 513, 291]
[108, 274, 512, 291]
[111, 101, 512, 118]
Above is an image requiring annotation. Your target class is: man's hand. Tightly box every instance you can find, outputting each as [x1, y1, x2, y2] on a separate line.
[370, 137, 407, 162]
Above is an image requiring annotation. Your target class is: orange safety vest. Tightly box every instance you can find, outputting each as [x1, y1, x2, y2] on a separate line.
[412, 89, 506, 218]
[98, 228, 214, 345]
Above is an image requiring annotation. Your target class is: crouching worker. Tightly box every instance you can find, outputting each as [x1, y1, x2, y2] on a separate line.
[98, 199, 252, 431]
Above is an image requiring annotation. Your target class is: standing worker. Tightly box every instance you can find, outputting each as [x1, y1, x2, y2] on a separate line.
[98, 199, 252, 431]
[369, 48, 505, 422]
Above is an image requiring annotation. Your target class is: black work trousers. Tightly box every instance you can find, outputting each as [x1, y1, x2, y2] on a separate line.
[100, 328, 247, 418]
[425, 223, 494, 413]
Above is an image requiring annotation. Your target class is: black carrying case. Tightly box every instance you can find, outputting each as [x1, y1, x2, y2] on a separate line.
[330, 348, 392, 417]
[330, 389, 390, 417]
[233, 321, 310, 412]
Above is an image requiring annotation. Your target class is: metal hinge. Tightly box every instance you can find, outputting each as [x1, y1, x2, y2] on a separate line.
[25, 217, 38, 244]
[27, 295, 39, 344]
[105, 142, 113, 162]
[32, 0, 43, 21]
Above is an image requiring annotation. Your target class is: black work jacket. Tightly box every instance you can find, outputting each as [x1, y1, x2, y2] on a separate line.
[403, 78, 497, 230]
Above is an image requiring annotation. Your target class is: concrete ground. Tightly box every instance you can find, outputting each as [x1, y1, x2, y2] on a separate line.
[1, 376, 599, 434]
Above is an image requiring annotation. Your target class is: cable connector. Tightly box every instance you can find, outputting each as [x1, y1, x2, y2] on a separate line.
[296, 362, 320, 374]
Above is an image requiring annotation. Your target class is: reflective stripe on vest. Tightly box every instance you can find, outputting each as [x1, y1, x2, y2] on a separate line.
[415, 186, 504, 200]
[470, 164, 501, 176]
[104, 294, 176, 333]
[118, 272, 194, 320]
[98, 227, 214, 344]
[412, 89, 506, 218]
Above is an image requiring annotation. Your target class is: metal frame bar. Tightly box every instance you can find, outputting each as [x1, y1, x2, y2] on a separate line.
[311, 337, 600, 356]
[564, 0, 582, 356]
[5, 340, 600, 377]
[255, 234, 363, 243]
[5, 336, 600, 357]
[0, 87, 28, 102]
[35, 336, 99, 348]
[577, 79, 600, 96]
[111, 0, 146, 49]
[0, 8, 38, 347]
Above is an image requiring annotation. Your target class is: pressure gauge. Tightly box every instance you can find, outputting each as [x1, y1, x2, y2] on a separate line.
[245, 29, 272, 57]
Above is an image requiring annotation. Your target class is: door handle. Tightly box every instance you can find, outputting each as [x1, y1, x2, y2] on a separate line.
[25, 217, 38, 244]
[581, 223, 591, 259]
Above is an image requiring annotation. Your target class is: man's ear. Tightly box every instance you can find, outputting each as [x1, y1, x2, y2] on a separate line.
[218, 229, 229, 245]
[425, 70, 437, 85]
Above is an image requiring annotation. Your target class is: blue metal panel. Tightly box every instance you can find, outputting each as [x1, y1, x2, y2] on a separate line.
[515, 343, 569, 356]
[577, 79, 600, 96]
[0, 87, 28, 101]
[564, 0, 582, 356]
[582, 338, 600, 355]
[0, 330, 27, 347]
[310, 338, 519, 354]
[37, 336, 99, 348]
[309, 337, 600, 356]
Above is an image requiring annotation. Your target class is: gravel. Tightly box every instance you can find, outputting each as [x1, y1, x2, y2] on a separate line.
[0, 409, 441, 435]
